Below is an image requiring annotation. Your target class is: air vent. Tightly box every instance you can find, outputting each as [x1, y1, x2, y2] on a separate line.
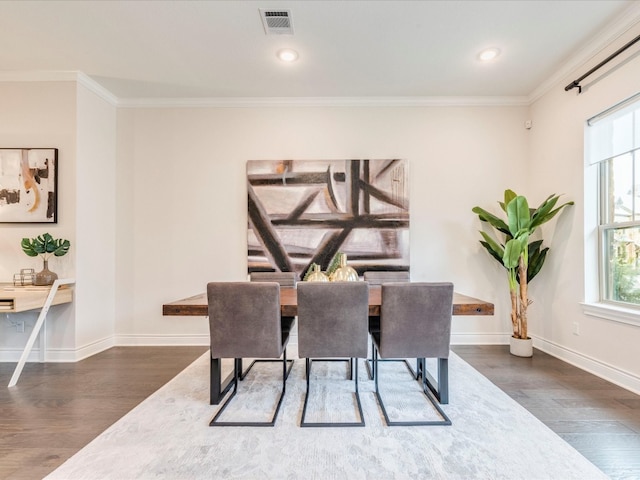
[259, 9, 294, 35]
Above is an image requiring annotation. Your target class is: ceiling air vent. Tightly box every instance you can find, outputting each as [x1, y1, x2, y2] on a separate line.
[259, 9, 294, 35]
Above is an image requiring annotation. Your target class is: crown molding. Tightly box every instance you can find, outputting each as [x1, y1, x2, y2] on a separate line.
[0, 70, 119, 106]
[0, 70, 79, 82]
[76, 72, 119, 106]
[528, 1, 640, 103]
[0, 71, 529, 107]
[116, 95, 529, 108]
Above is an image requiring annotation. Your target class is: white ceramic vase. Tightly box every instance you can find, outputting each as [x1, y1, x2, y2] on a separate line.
[509, 336, 533, 357]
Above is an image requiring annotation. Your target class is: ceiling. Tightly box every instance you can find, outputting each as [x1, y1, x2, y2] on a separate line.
[0, 0, 637, 101]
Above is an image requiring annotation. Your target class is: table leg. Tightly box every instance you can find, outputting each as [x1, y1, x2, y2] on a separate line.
[8, 279, 75, 388]
[39, 314, 46, 363]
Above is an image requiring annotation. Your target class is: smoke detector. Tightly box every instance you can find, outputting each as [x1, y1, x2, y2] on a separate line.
[259, 9, 294, 35]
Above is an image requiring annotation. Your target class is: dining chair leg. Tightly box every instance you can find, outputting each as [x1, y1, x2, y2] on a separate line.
[365, 337, 375, 380]
[210, 356, 236, 405]
[210, 352, 290, 427]
[374, 349, 451, 426]
[422, 357, 449, 404]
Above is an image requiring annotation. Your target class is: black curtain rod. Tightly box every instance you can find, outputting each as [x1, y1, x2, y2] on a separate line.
[565, 33, 640, 93]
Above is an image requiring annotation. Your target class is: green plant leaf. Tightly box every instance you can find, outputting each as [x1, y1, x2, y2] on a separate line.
[533, 201, 575, 230]
[303, 263, 320, 281]
[527, 246, 549, 282]
[503, 238, 524, 269]
[528, 239, 544, 256]
[479, 231, 504, 257]
[479, 240, 506, 267]
[21, 238, 40, 256]
[506, 196, 530, 237]
[326, 252, 342, 276]
[53, 239, 71, 256]
[504, 189, 517, 206]
[20, 233, 70, 259]
[472, 206, 510, 235]
[530, 196, 574, 230]
[530, 195, 559, 224]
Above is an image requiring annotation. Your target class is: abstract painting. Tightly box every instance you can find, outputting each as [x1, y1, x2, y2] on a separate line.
[0, 148, 58, 223]
[247, 159, 409, 280]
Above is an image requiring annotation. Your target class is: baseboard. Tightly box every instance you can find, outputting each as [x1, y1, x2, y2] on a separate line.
[0, 336, 115, 363]
[533, 336, 640, 395]
[67, 336, 116, 362]
[0, 348, 42, 363]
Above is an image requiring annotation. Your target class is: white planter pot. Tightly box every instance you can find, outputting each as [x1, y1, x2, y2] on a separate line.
[510, 336, 533, 357]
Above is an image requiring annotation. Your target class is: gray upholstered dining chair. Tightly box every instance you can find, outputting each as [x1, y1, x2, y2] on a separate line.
[372, 282, 453, 426]
[363, 270, 410, 379]
[207, 282, 294, 427]
[297, 282, 369, 427]
[247, 271, 297, 376]
[249, 271, 297, 286]
[363, 271, 410, 285]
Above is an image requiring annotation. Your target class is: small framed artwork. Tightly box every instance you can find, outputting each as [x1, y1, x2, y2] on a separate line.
[0, 148, 58, 223]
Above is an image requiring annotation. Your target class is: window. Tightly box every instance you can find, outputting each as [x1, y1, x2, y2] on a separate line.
[589, 93, 640, 307]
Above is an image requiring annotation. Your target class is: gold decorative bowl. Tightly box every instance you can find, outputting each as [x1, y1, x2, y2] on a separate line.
[329, 253, 359, 282]
[306, 264, 329, 282]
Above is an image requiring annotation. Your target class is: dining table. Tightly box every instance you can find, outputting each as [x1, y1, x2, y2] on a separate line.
[162, 285, 494, 404]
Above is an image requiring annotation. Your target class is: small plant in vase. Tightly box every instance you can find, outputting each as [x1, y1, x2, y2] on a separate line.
[21, 233, 71, 286]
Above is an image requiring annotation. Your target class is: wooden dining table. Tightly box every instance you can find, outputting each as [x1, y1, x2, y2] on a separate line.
[162, 285, 494, 404]
[162, 286, 494, 317]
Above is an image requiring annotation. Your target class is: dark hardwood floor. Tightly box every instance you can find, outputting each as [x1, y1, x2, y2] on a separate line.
[1, 345, 639, 479]
[0, 346, 208, 480]
[452, 345, 640, 480]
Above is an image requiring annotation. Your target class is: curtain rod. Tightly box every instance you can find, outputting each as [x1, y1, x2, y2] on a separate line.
[565, 33, 640, 94]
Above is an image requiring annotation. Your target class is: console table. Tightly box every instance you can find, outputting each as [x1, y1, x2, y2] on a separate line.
[2, 279, 75, 387]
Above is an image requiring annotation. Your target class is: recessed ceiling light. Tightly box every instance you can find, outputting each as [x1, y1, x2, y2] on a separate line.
[478, 47, 501, 62]
[277, 48, 299, 62]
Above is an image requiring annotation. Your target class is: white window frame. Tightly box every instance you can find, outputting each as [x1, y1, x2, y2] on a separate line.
[582, 93, 640, 326]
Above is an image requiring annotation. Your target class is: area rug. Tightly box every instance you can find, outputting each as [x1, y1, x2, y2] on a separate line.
[46, 348, 607, 480]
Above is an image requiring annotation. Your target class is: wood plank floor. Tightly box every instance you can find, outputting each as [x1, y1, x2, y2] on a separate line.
[0, 346, 207, 480]
[452, 345, 640, 480]
[1, 345, 639, 479]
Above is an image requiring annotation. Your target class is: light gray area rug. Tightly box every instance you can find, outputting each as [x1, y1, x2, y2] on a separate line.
[47, 349, 607, 480]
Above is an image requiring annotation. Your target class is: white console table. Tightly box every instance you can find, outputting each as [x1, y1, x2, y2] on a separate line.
[1, 279, 75, 387]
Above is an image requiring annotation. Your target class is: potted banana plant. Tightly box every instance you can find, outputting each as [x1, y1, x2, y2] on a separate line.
[472, 190, 573, 357]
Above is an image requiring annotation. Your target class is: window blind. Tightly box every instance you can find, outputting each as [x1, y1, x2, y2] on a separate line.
[587, 92, 640, 165]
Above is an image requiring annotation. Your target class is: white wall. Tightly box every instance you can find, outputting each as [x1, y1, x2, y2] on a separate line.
[0, 82, 77, 359]
[75, 82, 117, 354]
[0, 79, 119, 362]
[116, 104, 529, 345]
[528, 24, 640, 391]
[114, 109, 136, 342]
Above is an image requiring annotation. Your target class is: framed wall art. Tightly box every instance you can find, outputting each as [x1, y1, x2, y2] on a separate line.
[247, 158, 409, 280]
[0, 148, 58, 223]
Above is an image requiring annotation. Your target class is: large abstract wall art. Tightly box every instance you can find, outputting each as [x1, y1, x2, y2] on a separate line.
[0, 148, 58, 223]
[247, 159, 409, 280]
